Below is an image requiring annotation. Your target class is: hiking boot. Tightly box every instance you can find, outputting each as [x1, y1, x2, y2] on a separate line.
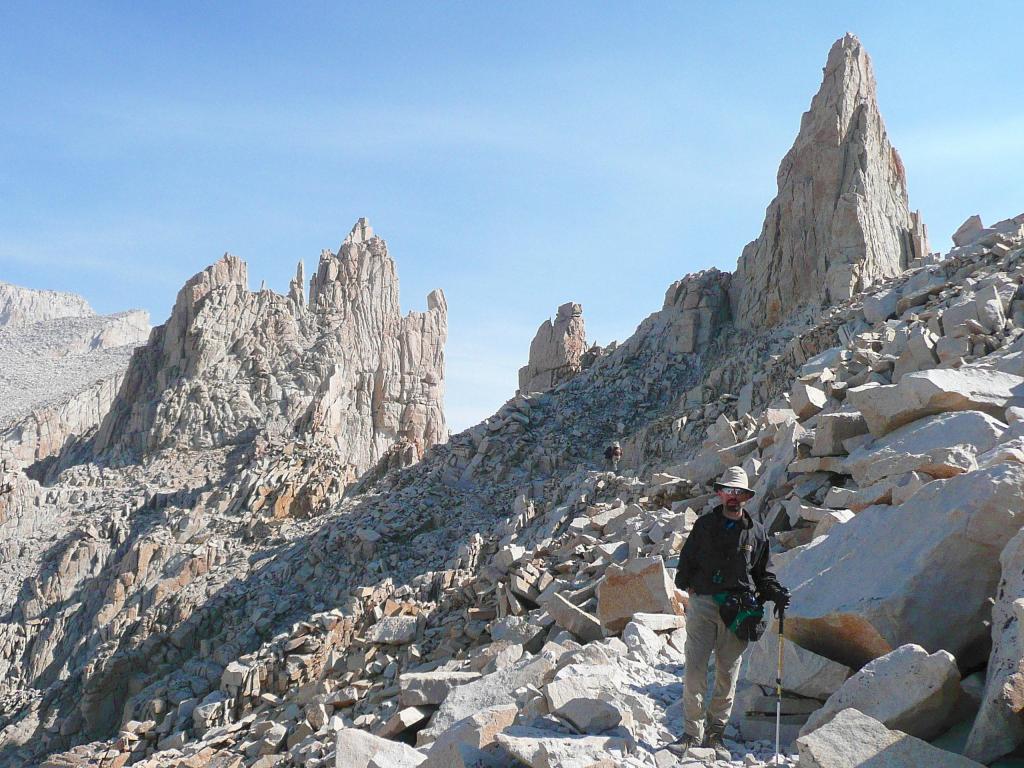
[665, 733, 701, 757]
[704, 729, 732, 761]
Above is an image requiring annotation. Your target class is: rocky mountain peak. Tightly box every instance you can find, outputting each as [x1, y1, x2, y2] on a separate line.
[731, 34, 927, 329]
[93, 220, 446, 473]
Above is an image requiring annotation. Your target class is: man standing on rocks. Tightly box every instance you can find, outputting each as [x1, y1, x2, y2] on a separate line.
[668, 467, 789, 760]
[604, 441, 622, 471]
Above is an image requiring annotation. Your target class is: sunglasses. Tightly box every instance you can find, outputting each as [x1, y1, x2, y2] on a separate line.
[717, 487, 749, 496]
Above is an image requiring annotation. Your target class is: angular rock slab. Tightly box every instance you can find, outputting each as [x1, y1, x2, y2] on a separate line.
[548, 592, 604, 642]
[745, 615, 852, 700]
[965, 527, 1024, 763]
[844, 410, 1004, 487]
[336, 727, 426, 768]
[544, 662, 650, 734]
[779, 463, 1024, 670]
[596, 556, 681, 634]
[812, 409, 868, 457]
[796, 708, 984, 768]
[800, 644, 960, 740]
[418, 655, 554, 744]
[495, 726, 628, 768]
[367, 616, 418, 645]
[422, 704, 517, 768]
[400, 670, 481, 707]
[848, 368, 1024, 437]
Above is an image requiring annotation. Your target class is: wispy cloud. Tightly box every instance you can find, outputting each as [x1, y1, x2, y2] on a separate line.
[0, 225, 182, 284]
[11, 90, 718, 190]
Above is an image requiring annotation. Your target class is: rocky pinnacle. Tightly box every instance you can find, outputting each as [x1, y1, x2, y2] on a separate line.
[731, 33, 928, 329]
[518, 302, 587, 393]
[92, 218, 447, 477]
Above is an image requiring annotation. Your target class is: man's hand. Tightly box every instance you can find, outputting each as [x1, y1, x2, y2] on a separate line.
[770, 584, 790, 617]
[760, 581, 790, 616]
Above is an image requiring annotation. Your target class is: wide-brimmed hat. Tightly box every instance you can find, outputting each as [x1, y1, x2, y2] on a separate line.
[714, 466, 754, 493]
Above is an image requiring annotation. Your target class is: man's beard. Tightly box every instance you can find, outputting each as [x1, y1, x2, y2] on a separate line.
[724, 499, 742, 511]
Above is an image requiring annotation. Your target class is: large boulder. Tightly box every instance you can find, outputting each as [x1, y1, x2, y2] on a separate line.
[399, 670, 482, 707]
[792, 380, 828, 421]
[548, 593, 604, 642]
[844, 410, 1004, 487]
[848, 368, 1024, 437]
[336, 728, 426, 768]
[744, 616, 852, 700]
[800, 644, 960, 739]
[422, 704, 517, 768]
[544, 662, 652, 734]
[418, 654, 555, 744]
[596, 556, 682, 634]
[796, 708, 984, 768]
[779, 463, 1024, 670]
[367, 616, 419, 645]
[964, 528, 1024, 763]
[812, 409, 869, 456]
[495, 727, 629, 768]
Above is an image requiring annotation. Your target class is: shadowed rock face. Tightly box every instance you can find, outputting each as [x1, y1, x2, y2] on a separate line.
[93, 218, 447, 477]
[731, 33, 926, 329]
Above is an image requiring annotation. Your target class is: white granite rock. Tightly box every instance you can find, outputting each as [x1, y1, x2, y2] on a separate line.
[796, 708, 983, 768]
[780, 463, 1024, 670]
[800, 644, 960, 740]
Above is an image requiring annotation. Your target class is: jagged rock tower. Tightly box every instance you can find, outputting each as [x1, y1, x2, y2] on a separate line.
[93, 218, 446, 479]
[518, 302, 588, 393]
[731, 33, 928, 328]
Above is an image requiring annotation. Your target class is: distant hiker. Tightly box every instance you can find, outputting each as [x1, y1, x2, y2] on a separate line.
[604, 441, 622, 471]
[667, 467, 790, 760]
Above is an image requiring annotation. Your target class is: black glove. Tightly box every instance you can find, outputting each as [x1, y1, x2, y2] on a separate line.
[760, 580, 790, 616]
[770, 585, 790, 617]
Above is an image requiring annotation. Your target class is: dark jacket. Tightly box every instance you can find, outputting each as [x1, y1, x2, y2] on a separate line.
[604, 446, 622, 460]
[674, 505, 778, 597]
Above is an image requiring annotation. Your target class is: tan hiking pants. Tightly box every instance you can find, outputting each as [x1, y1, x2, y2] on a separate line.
[683, 594, 748, 739]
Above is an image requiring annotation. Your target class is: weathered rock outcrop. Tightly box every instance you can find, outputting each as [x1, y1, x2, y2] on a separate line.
[660, 268, 732, 354]
[518, 302, 587, 393]
[93, 219, 447, 477]
[0, 282, 94, 327]
[731, 34, 925, 328]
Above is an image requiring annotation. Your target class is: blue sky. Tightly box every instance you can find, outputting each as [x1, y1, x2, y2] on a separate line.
[2, 3, 1022, 431]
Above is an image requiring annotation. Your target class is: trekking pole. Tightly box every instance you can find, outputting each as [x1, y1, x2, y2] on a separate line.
[775, 608, 786, 766]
